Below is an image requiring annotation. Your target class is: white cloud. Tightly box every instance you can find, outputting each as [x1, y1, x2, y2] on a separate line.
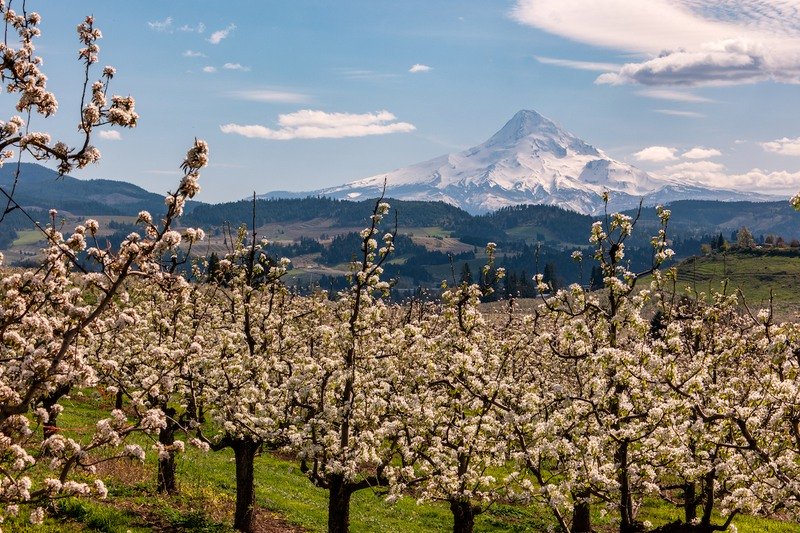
[336, 68, 399, 81]
[594, 39, 800, 86]
[535, 56, 621, 72]
[229, 90, 310, 104]
[761, 137, 800, 156]
[682, 147, 721, 159]
[664, 160, 725, 174]
[183, 50, 206, 58]
[409, 64, 432, 73]
[512, 1, 800, 86]
[633, 146, 677, 162]
[660, 160, 800, 194]
[654, 109, 705, 118]
[98, 130, 122, 141]
[147, 17, 173, 32]
[178, 22, 205, 33]
[220, 110, 416, 140]
[636, 88, 712, 103]
[208, 23, 236, 44]
[223, 62, 251, 72]
[202, 66, 217, 73]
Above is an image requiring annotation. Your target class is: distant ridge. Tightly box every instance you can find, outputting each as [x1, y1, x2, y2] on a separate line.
[0, 163, 201, 217]
[261, 110, 776, 215]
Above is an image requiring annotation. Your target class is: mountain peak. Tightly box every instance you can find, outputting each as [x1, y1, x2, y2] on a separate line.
[260, 110, 764, 215]
[484, 110, 600, 158]
[490, 109, 558, 143]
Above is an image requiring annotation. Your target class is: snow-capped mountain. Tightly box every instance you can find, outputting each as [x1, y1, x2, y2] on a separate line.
[262, 110, 772, 215]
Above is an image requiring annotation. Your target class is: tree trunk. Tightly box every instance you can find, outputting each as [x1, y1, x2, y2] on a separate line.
[43, 410, 59, 441]
[572, 490, 591, 533]
[42, 383, 72, 441]
[616, 440, 640, 533]
[233, 439, 260, 532]
[683, 482, 697, 525]
[327, 473, 353, 533]
[115, 389, 124, 410]
[450, 499, 476, 533]
[700, 470, 716, 529]
[157, 416, 177, 494]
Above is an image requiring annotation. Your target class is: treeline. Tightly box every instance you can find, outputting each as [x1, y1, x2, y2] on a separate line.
[183, 196, 474, 230]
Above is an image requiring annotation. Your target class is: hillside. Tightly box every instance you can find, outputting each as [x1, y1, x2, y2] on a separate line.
[665, 249, 800, 318]
[0, 163, 199, 217]
[2, 163, 800, 295]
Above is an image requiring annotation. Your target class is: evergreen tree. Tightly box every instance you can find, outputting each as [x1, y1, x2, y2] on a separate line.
[542, 262, 559, 292]
[460, 262, 473, 285]
[589, 265, 604, 291]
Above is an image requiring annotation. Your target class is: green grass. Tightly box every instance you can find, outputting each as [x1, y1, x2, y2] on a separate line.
[406, 226, 452, 239]
[14, 391, 799, 532]
[645, 252, 800, 322]
[12, 229, 44, 246]
[675, 253, 800, 304]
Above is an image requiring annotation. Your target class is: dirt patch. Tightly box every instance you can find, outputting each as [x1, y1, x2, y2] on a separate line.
[252, 508, 306, 533]
[93, 456, 150, 485]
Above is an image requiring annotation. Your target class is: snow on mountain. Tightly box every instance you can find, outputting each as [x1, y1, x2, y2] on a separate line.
[261, 110, 772, 215]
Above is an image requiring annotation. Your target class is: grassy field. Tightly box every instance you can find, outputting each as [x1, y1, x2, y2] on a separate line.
[12, 228, 45, 246]
[654, 251, 800, 320]
[4, 391, 797, 532]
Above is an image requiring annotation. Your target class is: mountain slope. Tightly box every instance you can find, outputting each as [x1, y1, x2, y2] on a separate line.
[262, 110, 772, 215]
[0, 163, 199, 216]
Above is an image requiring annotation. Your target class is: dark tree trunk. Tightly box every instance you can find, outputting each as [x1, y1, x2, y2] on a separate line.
[41, 383, 72, 441]
[157, 413, 177, 494]
[572, 490, 591, 533]
[616, 441, 640, 533]
[115, 389, 124, 410]
[450, 499, 476, 533]
[43, 410, 59, 441]
[700, 470, 716, 529]
[328, 473, 353, 533]
[233, 439, 260, 532]
[683, 482, 697, 525]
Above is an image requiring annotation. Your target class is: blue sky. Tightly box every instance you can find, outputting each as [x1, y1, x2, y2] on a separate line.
[14, 1, 800, 202]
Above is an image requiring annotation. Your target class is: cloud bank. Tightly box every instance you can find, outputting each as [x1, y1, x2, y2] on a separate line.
[661, 161, 800, 195]
[220, 110, 415, 140]
[513, 0, 800, 86]
[761, 137, 800, 156]
[683, 147, 721, 159]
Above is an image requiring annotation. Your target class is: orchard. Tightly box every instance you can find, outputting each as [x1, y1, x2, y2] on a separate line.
[2, 3, 800, 533]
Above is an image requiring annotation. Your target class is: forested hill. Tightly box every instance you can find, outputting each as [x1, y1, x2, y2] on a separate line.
[3, 162, 800, 252]
[0, 163, 198, 217]
[183, 196, 476, 230]
[619, 200, 800, 242]
[182, 194, 800, 245]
